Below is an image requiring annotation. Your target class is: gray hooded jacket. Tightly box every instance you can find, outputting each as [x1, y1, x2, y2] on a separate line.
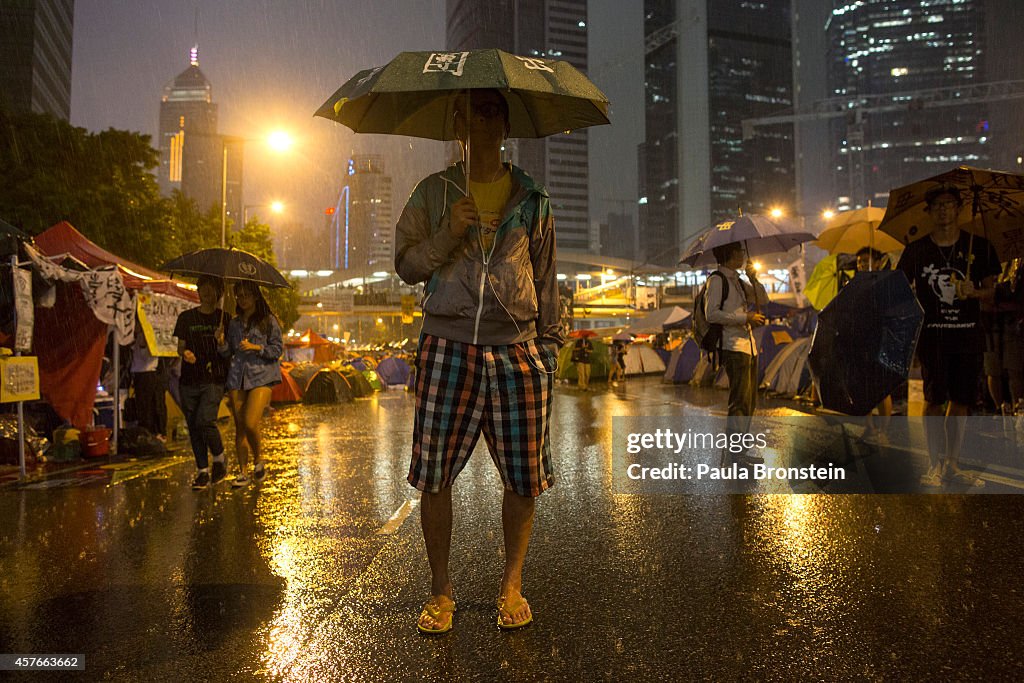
[395, 162, 563, 348]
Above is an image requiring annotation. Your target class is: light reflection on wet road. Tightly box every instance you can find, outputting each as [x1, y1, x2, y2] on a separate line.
[1, 377, 1023, 680]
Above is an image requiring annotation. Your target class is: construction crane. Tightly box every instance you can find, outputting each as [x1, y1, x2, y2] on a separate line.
[742, 80, 1024, 205]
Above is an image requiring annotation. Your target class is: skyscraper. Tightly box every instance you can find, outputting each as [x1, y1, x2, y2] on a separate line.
[641, 0, 796, 265]
[824, 0, 1024, 209]
[447, 0, 593, 251]
[0, 0, 74, 119]
[157, 47, 242, 225]
[335, 155, 394, 275]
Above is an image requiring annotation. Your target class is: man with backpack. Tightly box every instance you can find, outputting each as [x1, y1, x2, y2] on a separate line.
[700, 242, 768, 464]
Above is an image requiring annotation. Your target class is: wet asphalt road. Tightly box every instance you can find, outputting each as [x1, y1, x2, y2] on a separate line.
[2, 377, 1024, 681]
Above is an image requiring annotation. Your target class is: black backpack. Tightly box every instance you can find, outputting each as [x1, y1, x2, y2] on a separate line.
[693, 271, 729, 355]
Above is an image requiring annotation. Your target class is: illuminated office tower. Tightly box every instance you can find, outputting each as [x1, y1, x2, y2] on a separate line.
[640, 0, 795, 265]
[825, 0, 1024, 209]
[157, 47, 243, 223]
[337, 155, 393, 276]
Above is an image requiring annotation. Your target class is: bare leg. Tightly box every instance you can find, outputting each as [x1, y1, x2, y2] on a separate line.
[419, 488, 453, 630]
[498, 489, 535, 625]
[987, 375, 1004, 410]
[943, 401, 971, 475]
[923, 401, 945, 472]
[228, 389, 249, 475]
[242, 386, 272, 466]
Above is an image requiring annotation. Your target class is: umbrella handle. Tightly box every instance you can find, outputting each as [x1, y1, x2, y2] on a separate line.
[743, 241, 761, 314]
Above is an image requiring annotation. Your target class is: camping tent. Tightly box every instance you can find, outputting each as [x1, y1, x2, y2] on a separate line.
[340, 365, 374, 397]
[711, 324, 797, 389]
[623, 344, 667, 376]
[624, 306, 691, 335]
[303, 368, 354, 404]
[376, 356, 412, 386]
[271, 363, 304, 403]
[556, 339, 610, 381]
[761, 336, 813, 397]
[285, 328, 336, 363]
[663, 338, 701, 383]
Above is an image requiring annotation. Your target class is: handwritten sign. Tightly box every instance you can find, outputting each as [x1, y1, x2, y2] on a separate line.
[137, 291, 194, 357]
[0, 356, 40, 403]
[12, 267, 32, 352]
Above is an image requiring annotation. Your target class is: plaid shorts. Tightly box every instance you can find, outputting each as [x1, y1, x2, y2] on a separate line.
[408, 334, 556, 497]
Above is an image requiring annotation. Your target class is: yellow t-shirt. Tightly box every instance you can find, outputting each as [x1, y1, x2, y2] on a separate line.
[469, 169, 512, 256]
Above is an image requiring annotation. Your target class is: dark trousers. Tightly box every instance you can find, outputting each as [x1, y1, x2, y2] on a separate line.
[133, 371, 167, 437]
[179, 383, 225, 469]
[721, 349, 758, 434]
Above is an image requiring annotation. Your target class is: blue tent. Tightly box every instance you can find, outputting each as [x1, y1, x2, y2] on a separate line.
[663, 339, 702, 383]
[376, 357, 412, 386]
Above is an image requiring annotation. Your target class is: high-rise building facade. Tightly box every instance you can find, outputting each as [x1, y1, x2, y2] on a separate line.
[157, 48, 242, 225]
[0, 0, 74, 119]
[641, 0, 795, 265]
[825, 0, 1023, 209]
[335, 155, 394, 275]
[447, 0, 593, 252]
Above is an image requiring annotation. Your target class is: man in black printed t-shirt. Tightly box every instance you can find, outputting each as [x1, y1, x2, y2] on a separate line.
[896, 184, 1000, 488]
[173, 275, 230, 489]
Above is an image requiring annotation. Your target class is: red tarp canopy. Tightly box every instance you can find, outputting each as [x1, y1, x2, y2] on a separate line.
[27, 222, 197, 427]
[34, 221, 199, 300]
[286, 328, 336, 363]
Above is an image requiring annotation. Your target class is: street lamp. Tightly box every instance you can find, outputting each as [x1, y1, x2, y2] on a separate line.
[243, 200, 285, 226]
[219, 130, 292, 248]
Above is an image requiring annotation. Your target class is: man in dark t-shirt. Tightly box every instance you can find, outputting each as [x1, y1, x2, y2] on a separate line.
[173, 275, 230, 489]
[896, 184, 1000, 487]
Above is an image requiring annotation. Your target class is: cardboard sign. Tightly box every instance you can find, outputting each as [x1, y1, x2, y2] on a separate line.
[0, 356, 40, 402]
[137, 291, 194, 357]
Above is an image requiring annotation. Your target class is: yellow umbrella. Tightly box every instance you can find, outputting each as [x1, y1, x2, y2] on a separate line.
[815, 207, 903, 255]
[804, 254, 856, 311]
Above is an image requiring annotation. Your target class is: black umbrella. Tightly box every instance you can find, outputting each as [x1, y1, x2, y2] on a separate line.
[160, 248, 290, 288]
[808, 270, 923, 415]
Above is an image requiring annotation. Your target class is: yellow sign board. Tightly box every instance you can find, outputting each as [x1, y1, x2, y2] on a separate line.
[0, 356, 40, 403]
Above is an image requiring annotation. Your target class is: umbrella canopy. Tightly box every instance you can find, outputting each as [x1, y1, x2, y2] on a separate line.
[315, 49, 610, 140]
[611, 332, 634, 342]
[804, 254, 857, 311]
[679, 214, 816, 267]
[815, 207, 903, 255]
[160, 248, 290, 288]
[808, 270, 924, 415]
[878, 166, 1024, 261]
[568, 329, 598, 339]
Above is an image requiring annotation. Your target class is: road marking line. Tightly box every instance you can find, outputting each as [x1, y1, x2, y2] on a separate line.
[376, 499, 419, 535]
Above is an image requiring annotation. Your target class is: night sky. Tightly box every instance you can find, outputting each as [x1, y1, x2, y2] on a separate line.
[69, 0, 644, 252]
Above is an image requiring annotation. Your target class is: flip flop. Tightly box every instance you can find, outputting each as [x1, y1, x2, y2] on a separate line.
[944, 469, 986, 488]
[496, 593, 532, 630]
[417, 595, 456, 634]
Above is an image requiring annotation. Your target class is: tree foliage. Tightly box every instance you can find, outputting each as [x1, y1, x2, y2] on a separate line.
[0, 108, 300, 328]
[0, 108, 175, 267]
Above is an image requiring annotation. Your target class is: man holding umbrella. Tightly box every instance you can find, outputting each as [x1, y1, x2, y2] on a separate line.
[895, 184, 1000, 486]
[705, 242, 768, 463]
[395, 89, 562, 632]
